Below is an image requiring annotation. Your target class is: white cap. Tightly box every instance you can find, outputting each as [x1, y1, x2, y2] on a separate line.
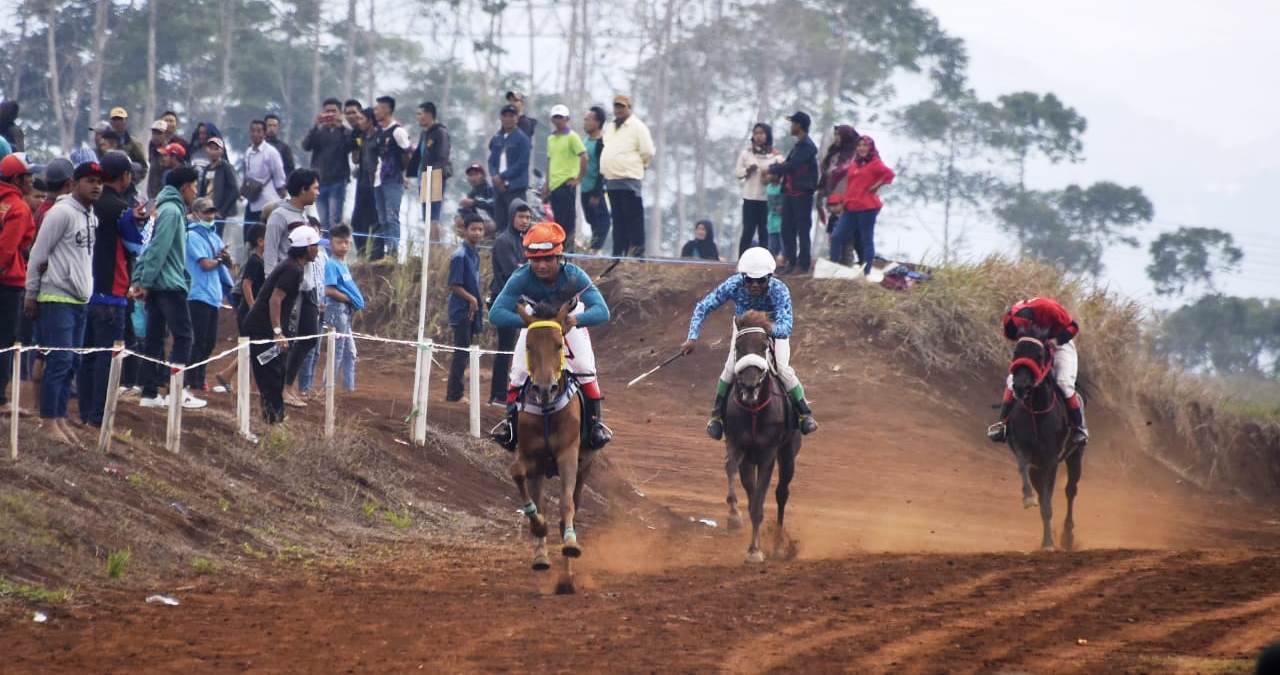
[549, 104, 571, 119]
[289, 225, 321, 248]
[150, 119, 168, 132]
[737, 247, 777, 279]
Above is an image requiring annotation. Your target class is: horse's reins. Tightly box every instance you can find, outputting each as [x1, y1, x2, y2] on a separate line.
[731, 326, 776, 437]
[1004, 338, 1061, 440]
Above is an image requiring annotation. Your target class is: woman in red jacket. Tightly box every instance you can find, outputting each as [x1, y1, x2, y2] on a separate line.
[832, 136, 894, 275]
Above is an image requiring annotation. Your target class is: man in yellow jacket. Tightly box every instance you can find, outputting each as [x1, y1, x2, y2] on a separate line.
[600, 94, 654, 257]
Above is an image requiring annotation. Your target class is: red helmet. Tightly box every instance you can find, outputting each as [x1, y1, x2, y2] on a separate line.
[523, 221, 565, 258]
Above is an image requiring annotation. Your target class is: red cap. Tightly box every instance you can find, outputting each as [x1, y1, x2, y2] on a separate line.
[161, 142, 187, 159]
[0, 154, 30, 178]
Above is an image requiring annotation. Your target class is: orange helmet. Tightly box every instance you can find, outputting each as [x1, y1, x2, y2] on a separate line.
[523, 221, 566, 258]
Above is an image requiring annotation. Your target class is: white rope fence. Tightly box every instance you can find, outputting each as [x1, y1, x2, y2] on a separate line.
[2, 332, 512, 460]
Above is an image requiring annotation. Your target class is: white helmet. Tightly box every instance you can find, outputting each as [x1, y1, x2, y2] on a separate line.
[737, 247, 776, 279]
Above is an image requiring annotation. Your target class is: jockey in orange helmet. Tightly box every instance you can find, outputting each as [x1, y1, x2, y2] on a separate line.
[988, 297, 1088, 449]
[487, 221, 612, 450]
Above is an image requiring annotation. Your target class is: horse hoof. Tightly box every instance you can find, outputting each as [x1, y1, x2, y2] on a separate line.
[531, 554, 551, 571]
[1041, 544, 1056, 553]
[530, 515, 548, 538]
[562, 537, 582, 559]
[727, 513, 743, 531]
[554, 580, 576, 595]
[1022, 495, 1039, 509]
[745, 549, 765, 564]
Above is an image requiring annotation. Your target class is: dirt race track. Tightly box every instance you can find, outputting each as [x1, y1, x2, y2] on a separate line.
[4, 268, 1280, 673]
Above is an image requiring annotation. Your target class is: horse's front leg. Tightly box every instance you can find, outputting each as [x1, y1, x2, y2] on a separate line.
[1062, 447, 1084, 551]
[557, 443, 582, 559]
[528, 472, 549, 570]
[744, 457, 776, 564]
[510, 452, 548, 540]
[1036, 461, 1058, 552]
[1013, 444, 1037, 509]
[725, 444, 743, 530]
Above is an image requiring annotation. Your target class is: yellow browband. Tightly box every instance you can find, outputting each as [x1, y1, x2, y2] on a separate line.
[525, 320, 568, 371]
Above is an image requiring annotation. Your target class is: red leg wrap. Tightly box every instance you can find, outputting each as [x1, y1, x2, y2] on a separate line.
[581, 380, 603, 400]
[506, 387, 520, 405]
[1002, 388, 1014, 404]
[1066, 392, 1082, 410]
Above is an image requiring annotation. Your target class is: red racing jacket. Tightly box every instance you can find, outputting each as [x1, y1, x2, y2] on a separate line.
[1002, 297, 1079, 345]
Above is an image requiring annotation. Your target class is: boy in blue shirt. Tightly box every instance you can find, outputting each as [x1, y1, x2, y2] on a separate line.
[184, 197, 233, 392]
[446, 217, 486, 401]
[323, 224, 364, 391]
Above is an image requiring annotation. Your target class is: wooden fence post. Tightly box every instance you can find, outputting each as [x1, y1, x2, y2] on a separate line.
[96, 341, 126, 453]
[324, 328, 336, 440]
[469, 345, 481, 438]
[413, 340, 433, 445]
[236, 337, 251, 439]
[166, 367, 182, 453]
[8, 343, 19, 460]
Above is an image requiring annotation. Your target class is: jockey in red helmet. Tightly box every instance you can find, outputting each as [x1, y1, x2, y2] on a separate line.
[987, 297, 1089, 448]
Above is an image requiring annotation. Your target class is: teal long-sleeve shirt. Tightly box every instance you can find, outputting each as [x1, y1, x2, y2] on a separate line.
[131, 185, 191, 291]
[489, 262, 609, 328]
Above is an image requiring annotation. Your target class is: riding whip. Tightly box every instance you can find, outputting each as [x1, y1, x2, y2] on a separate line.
[626, 351, 685, 388]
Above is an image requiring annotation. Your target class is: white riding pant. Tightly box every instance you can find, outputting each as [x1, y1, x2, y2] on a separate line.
[1006, 339, 1078, 398]
[720, 334, 801, 393]
[509, 304, 597, 387]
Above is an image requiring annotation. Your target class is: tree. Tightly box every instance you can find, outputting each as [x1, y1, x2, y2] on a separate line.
[996, 182, 1153, 275]
[1147, 227, 1244, 297]
[989, 91, 1086, 189]
[1157, 295, 1280, 376]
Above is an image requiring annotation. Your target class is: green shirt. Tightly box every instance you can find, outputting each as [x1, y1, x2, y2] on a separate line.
[765, 182, 784, 234]
[546, 130, 587, 191]
[581, 136, 603, 193]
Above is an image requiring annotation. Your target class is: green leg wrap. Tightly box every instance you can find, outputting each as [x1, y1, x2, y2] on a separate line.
[787, 385, 806, 404]
[716, 379, 731, 396]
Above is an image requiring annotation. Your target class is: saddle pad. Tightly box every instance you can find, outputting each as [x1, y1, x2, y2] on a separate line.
[515, 375, 581, 415]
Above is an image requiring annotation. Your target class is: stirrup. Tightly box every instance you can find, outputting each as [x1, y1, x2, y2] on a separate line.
[1069, 426, 1090, 445]
[489, 419, 517, 451]
[588, 421, 613, 449]
[987, 421, 1007, 443]
[799, 414, 818, 435]
[706, 416, 724, 441]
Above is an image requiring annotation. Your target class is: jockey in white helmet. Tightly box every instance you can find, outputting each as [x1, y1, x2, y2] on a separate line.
[681, 246, 818, 439]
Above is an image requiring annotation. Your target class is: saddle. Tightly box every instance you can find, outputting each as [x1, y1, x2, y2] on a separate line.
[513, 373, 593, 479]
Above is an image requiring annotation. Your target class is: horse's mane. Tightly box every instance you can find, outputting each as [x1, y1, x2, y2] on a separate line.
[737, 310, 773, 333]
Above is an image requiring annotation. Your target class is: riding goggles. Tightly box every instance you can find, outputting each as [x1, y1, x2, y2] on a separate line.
[742, 273, 772, 285]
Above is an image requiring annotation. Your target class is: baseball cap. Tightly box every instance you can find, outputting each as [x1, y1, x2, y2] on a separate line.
[500, 104, 519, 116]
[205, 136, 225, 150]
[100, 130, 122, 144]
[505, 90, 525, 102]
[786, 110, 811, 130]
[161, 142, 187, 158]
[109, 107, 129, 119]
[73, 161, 104, 180]
[191, 197, 216, 214]
[0, 154, 30, 178]
[549, 104, 570, 118]
[289, 225, 321, 248]
[612, 94, 632, 108]
[43, 158, 75, 185]
[464, 163, 485, 175]
[90, 121, 112, 134]
[150, 119, 169, 132]
[100, 150, 133, 179]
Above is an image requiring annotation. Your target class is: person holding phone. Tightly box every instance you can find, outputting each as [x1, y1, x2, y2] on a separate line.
[302, 98, 352, 230]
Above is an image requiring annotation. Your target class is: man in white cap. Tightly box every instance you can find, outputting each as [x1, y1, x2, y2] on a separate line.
[240, 224, 320, 424]
[146, 118, 173, 199]
[542, 104, 587, 252]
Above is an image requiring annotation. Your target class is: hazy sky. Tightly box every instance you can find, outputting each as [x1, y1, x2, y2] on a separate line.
[910, 0, 1280, 303]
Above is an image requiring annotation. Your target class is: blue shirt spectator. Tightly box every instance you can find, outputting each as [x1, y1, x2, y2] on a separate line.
[447, 240, 483, 331]
[323, 255, 365, 311]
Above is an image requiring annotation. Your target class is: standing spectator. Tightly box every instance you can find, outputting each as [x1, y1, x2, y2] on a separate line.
[130, 166, 207, 410]
[371, 96, 412, 261]
[350, 107, 378, 255]
[680, 219, 720, 260]
[241, 225, 320, 424]
[0, 154, 35, 415]
[242, 119, 287, 234]
[78, 152, 145, 427]
[322, 224, 363, 392]
[543, 104, 587, 252]
[108, 107, 148, 176]
[35, 159, 75, 228]
[294, 220, 328, 400]
[264, 113, 296, 176]
[505, 91, 539, 145]
[0, 101, 24, 152]
[735, 123, 782, 255]
[456, 164, 495, 225]
[92, 122, 116, 157]
[837, 136, 895, 275]
[187, 121, 220, 170]
[264, 170, 318, 273]
[24, 161, 103, 445]
[765, 111, 818, 275]
[196, 136, 238, 237]
[446, 216, 486, 402]
[408, 101, 451, 225]
[487, 105, 531, 234]
[262, 170, 321, 407]
[580, 106, 610, 252]
[156, 142, 187, 189]
[185, 197, 232, 392]
[601, 94, 655, 257]
[487, 200, 530, 405]
[212, 223, 266, 393]
[818, 125, 860, 263]
[343, 99, 364, 130]
[302, 98, 352, 230]
[146, 119, 173, 199]
[764, 171, 784, 258]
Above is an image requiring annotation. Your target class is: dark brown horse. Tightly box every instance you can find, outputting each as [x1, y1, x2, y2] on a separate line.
[722, 311, 800, 563]
[509, 301, 598, 594]
[1005, 336, 1084, 551]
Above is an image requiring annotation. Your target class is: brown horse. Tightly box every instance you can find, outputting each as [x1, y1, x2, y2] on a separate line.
[722, 311, 800, 563]
[510, 301, 598, 594]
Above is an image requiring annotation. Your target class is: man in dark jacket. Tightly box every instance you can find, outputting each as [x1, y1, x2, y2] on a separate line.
[197, 137, 238, 235]
[457, 164, 495, 225]
[766, 111, 818, 275]
[486, 198, 531, 405]
[302, 98, 352, 230]
[487, 105, 531, 234]
[408, 101, 451, 225]
[264, 113, 296, 176]
[108, 107, 149, 178]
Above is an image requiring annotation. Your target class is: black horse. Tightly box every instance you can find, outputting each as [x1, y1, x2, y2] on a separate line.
[722, 311, 801, 563]
[1004, 336, 1084, 551]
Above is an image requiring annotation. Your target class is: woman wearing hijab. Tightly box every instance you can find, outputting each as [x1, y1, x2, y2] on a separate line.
[834, 136, 895, 275]
[733, 123, 781, 255]
[817, 125, 859, 253]
[187, 122, 222, 169]
[681, 219, 720, 261]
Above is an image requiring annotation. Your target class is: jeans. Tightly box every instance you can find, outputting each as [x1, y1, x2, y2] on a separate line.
[77, 303, 126, 425]
[36, 302, 87, 419]
[447, 321, 475, 400]
[142, 290, 193, 399]
[851, 208, 880, 274]
[489, 325, 519, 402]
[323, 302, 357, 391]
[285, 294, 319, 387]
[767, 232, 783, 257]
[781, 193, 814, 272]
[351, 181, 376, 256]
[549, 183, 578, 252]
[607, 188, 645, 257]
[121, 299, 145, 388]
[372, 179, 405, 260]
[187, 300, 220, 389]
[829, 211, 857, 264]
[316, 182, 347, 231]
[582, 189, 611, 251]
[0, 286, 21, 405]
[739, 200, 768, 255]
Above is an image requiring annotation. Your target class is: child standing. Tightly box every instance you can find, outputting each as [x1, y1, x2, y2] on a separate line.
[764, 172, 784, 259]
[322, 225, 364, 391]
[184, 197, 233, 392]
[213, 223, 266, 392]
[446, 217, 486, 402]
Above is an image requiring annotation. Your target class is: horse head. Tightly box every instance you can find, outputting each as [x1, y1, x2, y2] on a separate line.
[518, 300, 573, 409]
[733, 311, 774, 406]
[1009, 336, 1052, 400]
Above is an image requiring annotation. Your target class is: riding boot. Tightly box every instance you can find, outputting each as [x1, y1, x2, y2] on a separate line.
[706, 391, 729, 440]
[987, 399, 1014, 443]
[490, 402, 520, 451]
[791, 394, 818, 434]
[1067, 400, 1089, 449]
[584, 398, 612, 449]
